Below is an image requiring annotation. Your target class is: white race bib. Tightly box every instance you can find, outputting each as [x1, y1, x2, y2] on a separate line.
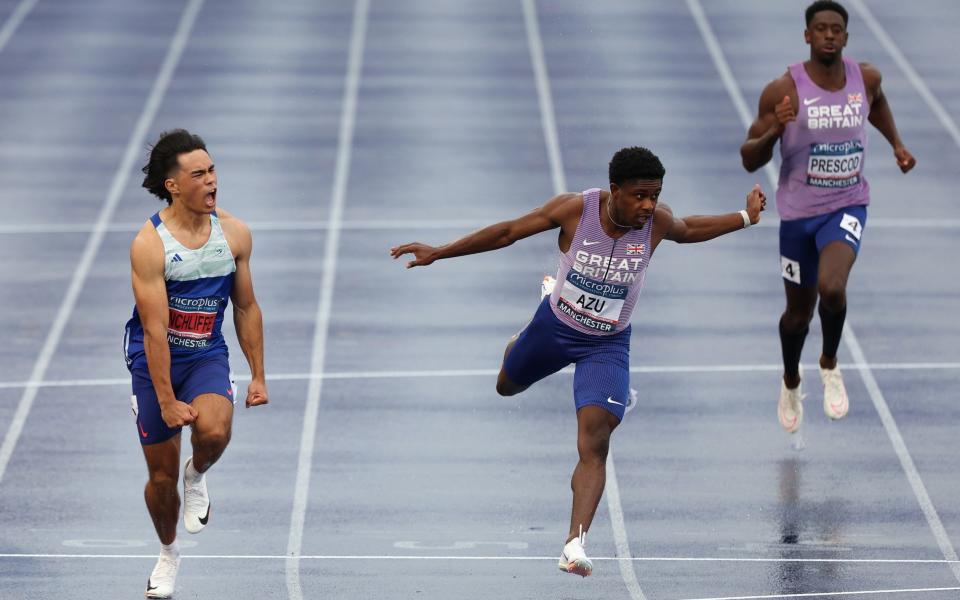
[781, 256, 801, 285]
[556, 271, 627, 333]
[806, 140, 863, 188]
[839, 213, 863, 240]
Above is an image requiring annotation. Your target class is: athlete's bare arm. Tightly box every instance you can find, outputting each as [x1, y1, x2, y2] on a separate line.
[656, 185, 766, 246]
[219, 208, 269, 409]
[390, 193, 583, 268]
[130, 223, 198, 428]
[741, 73, 797, 172]
[861, 62, 916, 174]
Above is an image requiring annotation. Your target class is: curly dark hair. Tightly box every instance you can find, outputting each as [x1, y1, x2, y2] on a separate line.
[805, 0, 848, 27]
[608, 146, 665, 186]
[141, 129, 208, 204]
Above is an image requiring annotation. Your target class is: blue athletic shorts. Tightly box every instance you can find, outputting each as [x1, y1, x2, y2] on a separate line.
[128, 353, 235, 445]
[779, 204, 867, 288]
[503, 297, 631, 420]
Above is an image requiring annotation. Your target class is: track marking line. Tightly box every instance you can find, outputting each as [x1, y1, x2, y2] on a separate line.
[0, 0, 39, 55]
[1, 553, 958, 564]
[0, 0, 206, 485]
[672, 585, 960, 600]
[3, 217, 960, 234]
[685, 0, 960, 586]
[849, 0, 960, 151]
[523, 0, 645, 596]
[285, 1, 369, 600]
[1, 361, 959, 392]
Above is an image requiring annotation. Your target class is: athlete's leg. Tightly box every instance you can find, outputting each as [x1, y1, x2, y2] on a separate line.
[815, 239, 857, 420]
[131, 364, 185, 597]
[778, 283, 817, 432]
[142, 434, 182, 546]
[178, 354, 236, 472]
[779, 217, 826, 390]
[566, 329, 629, 540]
[816, 241, 856, 369]
[496, 334, 530, 396]
[180, 392, 232, 534]
[780, 284, 818, 389]
[567, 405, 620, 542]
[779, 217, 821, 390]
[497, 299, 570, 397]
[188, 393, 233, 473]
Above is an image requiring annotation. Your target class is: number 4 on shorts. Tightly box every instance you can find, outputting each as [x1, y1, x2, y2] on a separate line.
[781, 256, 801, 284]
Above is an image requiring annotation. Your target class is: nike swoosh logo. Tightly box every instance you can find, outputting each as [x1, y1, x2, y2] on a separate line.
[844, 234, 858, 245]
[606, 397, 624, 406]
[803, 97, 821, 106]
[138, 421, 148, 439]
[583, 240, 602, 246]
[147, 580, 158, 591]
[199, 504, 210, 525]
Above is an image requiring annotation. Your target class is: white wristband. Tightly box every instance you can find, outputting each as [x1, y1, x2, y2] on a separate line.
[739, 209, 752, 229]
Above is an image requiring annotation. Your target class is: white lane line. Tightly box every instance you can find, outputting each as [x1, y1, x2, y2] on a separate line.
[3, 217, 960, 235]
[606, 451, 649, 600]
[523, 0, 646, 598]
[673, 586, 960, 600]
[849, 0, 960, 151]
[685, 0, 779, 187]
[0, 0, 205, 486]
[0, 219, 500, 234]
[2, 361, 959, 392]
[686, 0, 960, 587]
[522, 0, 565, 201]
[844, 326, 960, 583]
[0, 0, 38, 54]
[285, 1, 369, 599]
[2, 553, 958, 564]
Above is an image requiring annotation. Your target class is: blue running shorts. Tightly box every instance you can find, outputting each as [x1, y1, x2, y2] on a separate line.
[129, 353, 235, 445]
[503, 297, 631, 420]
[779, 204, 867, 288]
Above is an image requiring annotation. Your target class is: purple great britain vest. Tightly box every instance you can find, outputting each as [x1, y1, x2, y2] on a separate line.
[777, 57, 871, 221]
[549, 188, 653, 336]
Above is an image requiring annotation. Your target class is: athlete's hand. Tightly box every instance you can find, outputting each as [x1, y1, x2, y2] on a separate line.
[894, 146, 916, 174]
[745, 184, 766, 224]
[390, 242, 439, 268]
[160, 400, 198, 428]
[246, 378, 269, 408]
[773, 95, 796, 132]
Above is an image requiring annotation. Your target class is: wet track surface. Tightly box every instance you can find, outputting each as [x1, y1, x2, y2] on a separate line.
[1, 1, 959, 598]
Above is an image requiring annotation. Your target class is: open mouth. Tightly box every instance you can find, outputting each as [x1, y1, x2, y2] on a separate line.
[205, 188, 217, 207]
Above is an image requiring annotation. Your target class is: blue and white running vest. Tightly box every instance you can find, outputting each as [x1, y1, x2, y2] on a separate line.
[124, 211, 236, 367]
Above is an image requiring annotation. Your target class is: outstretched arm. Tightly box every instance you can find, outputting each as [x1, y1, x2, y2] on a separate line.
[741, 75, 795, 172]
[863, 63, 916, 174]
[130, 225, 198, 428]
[662, 184, 766, 244]
[222, 212, 268, 409]
[390, 193, 579, 268]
